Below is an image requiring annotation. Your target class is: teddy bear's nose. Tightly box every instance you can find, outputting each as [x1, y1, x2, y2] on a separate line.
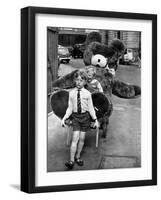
[98, 59, 101, 62]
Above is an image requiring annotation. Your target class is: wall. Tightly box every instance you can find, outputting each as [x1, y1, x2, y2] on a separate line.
[0, 0, 160, 200]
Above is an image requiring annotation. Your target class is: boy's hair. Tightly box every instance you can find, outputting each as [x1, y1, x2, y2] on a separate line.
[74, 70, 88, 81]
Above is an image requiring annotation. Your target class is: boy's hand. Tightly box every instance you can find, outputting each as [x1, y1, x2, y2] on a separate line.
[61, 118, 66, 127]
[93, 119, 99, 129]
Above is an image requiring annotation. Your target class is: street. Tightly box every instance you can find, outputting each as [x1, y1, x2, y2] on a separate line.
[47, 58, 141, 172]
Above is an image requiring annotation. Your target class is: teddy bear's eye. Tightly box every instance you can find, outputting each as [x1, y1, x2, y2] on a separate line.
[98, 59, 101, 62]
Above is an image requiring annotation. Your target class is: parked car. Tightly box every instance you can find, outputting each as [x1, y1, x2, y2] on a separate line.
[119, 48, 135, 64]
[72, 43, 86, 58]
[58, 45, 71, 63]
[66, 46, 74, 55]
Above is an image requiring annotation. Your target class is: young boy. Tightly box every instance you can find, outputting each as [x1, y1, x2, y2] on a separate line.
[61, 70, 99, 169]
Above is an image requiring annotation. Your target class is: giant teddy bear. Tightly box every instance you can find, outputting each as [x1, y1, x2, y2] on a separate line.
[51, 32, 141, 138]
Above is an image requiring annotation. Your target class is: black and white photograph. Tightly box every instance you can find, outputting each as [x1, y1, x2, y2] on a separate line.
[47, 27, 141, 172]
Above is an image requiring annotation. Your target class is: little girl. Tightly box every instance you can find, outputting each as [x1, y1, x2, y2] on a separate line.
[86, 66, 103, 93]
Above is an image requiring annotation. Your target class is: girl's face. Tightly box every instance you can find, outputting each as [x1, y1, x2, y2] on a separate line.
[87, 68, 94, 79]
[75, 76, 86, 89]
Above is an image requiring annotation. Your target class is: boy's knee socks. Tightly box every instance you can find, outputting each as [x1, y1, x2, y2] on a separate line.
[70, 143, 77, 162]
[76, 140, 84, 159]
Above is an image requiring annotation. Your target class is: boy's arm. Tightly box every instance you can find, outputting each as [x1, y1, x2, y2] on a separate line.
[88, 93, 97, 120]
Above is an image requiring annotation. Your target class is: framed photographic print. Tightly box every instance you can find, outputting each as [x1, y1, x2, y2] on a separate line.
[21, 6, 157, 193]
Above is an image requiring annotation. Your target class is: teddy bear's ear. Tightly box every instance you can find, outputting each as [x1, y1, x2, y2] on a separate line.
[109, 39, 125, 54]
[85, 31, 102, 45]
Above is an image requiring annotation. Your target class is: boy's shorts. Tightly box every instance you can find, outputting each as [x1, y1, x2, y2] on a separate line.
[72, 112, 90, 132]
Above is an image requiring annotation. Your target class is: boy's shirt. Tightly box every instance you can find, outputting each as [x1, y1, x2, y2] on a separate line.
[64, 87, 97, 120]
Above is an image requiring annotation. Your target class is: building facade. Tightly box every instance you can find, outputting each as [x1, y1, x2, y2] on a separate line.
[58, 28, 141, 54]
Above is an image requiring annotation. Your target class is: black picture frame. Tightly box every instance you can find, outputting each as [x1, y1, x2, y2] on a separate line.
[21, 6, 157, 193]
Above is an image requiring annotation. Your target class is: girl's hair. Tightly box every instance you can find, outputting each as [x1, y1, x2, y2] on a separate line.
[74, 70, 88, 81]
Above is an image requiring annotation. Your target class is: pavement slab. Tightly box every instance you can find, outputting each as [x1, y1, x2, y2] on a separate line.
[99, 156, 138, 169]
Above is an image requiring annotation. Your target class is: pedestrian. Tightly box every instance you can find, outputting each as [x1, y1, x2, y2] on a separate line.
[61, 70, 99, 169]
[86, 66, 103, 93]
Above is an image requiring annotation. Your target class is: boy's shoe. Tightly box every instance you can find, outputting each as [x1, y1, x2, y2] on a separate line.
[75, 158, 84, 166]
[65, 161, 74, 169]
